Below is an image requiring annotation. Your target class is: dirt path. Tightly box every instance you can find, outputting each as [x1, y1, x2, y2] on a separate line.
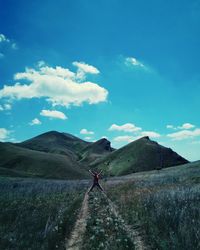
[66, 189, 147, 250]
[102, 192, 147, 250]
[66, 192, 89, 250]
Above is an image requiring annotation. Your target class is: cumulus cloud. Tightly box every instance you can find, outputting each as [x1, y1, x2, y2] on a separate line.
[178, 123, 195, 130]
[166, 123, 195, 130]
[40, 109, 67, 120]
[113, 135, 135, 143]
[108, 123, 141, 133]
[0, 128, 10, 141]
[0, 63, 108, 107]
[73, 61, 100, 80]
[167, 128, 200, 140]
[73, 61, 99, 74]
[80, 128, 94, 135]
[29, 118, 42, 126]
[141, 131, 161, 138]
[125, 57, 145, 68]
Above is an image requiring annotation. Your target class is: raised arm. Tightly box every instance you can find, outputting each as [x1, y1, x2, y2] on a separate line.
[98, 169, 103, 175]
[89, 169, 95, 176]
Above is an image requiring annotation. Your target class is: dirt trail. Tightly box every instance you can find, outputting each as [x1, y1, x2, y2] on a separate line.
[66, 192, 89, 250]
[66, 189, 147, 250]
[102, 192, 147, 250]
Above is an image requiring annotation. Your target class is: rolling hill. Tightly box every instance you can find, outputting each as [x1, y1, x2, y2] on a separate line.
[0, 131, 190, 179]
[17, 131, 90, 161]
[0, 142, 87, 179]
[79, 138, 115, 165]
[91, 136, 189, 176]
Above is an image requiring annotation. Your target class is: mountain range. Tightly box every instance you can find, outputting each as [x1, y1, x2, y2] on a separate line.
[0, 131, 189, 179]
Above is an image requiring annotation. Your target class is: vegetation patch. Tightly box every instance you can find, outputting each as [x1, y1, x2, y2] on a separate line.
[107, 173, 200, 250]
[0, 177, 85, 250]
[82, 191, 135, 250]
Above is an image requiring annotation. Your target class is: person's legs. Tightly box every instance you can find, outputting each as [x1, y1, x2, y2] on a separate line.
[97, 183, 104, 191]
[88, 183, 95, 193]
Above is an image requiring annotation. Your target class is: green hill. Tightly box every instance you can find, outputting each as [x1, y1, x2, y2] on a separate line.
[91, 136, 189, 176]
[0, 142, 87, 179]
[79, 138, 115, 165]
[17, 131, 90, 161]
[0, 132, 189, 179]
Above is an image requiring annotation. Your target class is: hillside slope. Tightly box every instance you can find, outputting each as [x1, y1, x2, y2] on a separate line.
[79, 138, 115, 165]
[17, 131, 90, 161]
[0, 142, 87, 179]
[91, 136, 189, 176]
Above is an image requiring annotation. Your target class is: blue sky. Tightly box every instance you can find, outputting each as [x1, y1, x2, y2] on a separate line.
[0, 0, 200, 161]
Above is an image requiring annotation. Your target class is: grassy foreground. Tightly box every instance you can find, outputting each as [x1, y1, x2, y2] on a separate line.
[82, 191, 135, 250]
[0, 177, 86, 250]
[107, 163, 200, 250]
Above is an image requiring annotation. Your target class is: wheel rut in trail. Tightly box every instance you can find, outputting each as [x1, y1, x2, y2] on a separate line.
[102, 192, 147, 250]
[66, 192, 89, 250]
[66, 190, 147, 250]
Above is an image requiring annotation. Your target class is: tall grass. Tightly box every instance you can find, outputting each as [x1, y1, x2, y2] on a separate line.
[107, 170, 200, 250]
[82, 191, 135, 250]
[0, 177, 86, 250]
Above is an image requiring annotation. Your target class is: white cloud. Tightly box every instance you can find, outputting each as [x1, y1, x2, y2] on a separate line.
[0, 33, 17, 50]
[0, 63, 108, 107]
[4, 104, 12, 110]
[167, 128, 200, 140]
[166, 124, 174, 129]
[108, 123, 141, 133]
[0, 128, 10, 141]
[40, 109, 67, 120]
[0, 34, 10, 43]
[84, 136, 93, 140]
[40, 65, 75, 79]
[0, 103, 12, 111]
[73, 61, 99, 74]
[73, 61, 100, 80]
[101, 136, 108, 139]
[80, 128, 94, 135]
[113, 135, 135, 143]
[125, 57, 145, 68]
[29, 118, 42, 126]
[166, 123, 195, 130]
[178, 123, 195, 130]
[37, 60, 46, 67]
[141, 131, 161, 138]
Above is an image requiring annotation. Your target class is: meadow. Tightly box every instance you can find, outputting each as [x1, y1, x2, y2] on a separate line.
[0, 177, 88, 250]
[107, 162, 200, 250]
[0, 161, 199, 250]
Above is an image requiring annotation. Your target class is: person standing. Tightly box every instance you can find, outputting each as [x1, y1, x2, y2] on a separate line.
[88, 169, 104, 193]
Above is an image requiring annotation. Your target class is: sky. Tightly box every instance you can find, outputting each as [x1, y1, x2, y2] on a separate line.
[0, 0, 200, 161]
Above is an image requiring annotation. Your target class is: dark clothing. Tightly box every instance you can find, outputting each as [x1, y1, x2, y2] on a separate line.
[88, 172, 104, 193]
[88, 182, 104, 192]
[93, 174, 99, 184]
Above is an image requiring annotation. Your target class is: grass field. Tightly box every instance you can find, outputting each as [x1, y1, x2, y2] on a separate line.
[0, 161, 199, 250]
[82, 191, 135, 250]
[107, 162, 200, 250]
[0, 177, 87, 250]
